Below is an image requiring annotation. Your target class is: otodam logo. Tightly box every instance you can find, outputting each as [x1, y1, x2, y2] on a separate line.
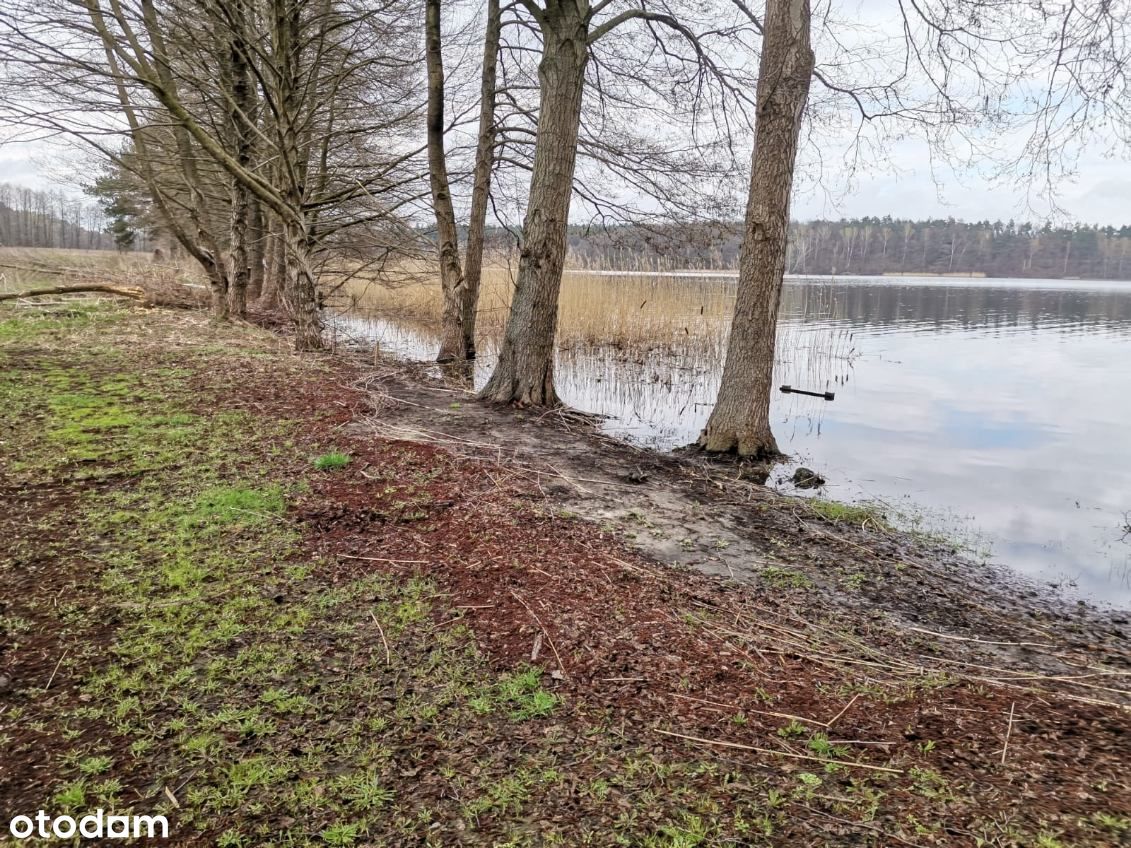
[8, 810, 169, 840]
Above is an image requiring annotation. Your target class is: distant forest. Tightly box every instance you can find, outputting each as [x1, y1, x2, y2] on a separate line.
[564, 219, 1131, 280]
[4, 176, 1131, 284]
[0, 183, 119, 252]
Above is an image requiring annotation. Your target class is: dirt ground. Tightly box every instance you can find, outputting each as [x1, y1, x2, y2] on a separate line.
[1, 300, 1129, 847]
[343, 339, 1130, 673]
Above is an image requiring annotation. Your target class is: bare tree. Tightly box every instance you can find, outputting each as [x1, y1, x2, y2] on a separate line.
[425, 0, 468, 363]
[480, 0, 754, 405]
[699, 0, 813, 457]
[697, 0, 1130, 457]
[0, 0, 425, 348]
[0, 183, 115, 250]
[477, 0, 590, 405]
[460, 0, 502, 360]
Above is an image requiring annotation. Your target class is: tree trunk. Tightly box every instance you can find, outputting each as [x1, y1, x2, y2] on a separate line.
[247, 198, 265, 301]
[698, 0, 814, 458]
[225, 9, 255, 318]
[207, 265, 230, 319]
[260, 218, 284, 310]
[425, 0, 468, 363]
[479, 9, 588, 406]
[461, 0, 502, 360]
[268, 0, 321, 349]
[281, 216, 323, 351]
[227, 179, 251, 319]
[138, 0, 229, 316]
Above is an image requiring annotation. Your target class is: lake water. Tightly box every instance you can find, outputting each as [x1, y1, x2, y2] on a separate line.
[333, 273, 1131, 608]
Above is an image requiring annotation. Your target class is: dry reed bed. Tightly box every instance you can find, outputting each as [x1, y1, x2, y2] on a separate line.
[333, 266, 858, 373]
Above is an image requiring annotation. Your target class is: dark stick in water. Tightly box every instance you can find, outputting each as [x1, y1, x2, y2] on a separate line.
[780, 385, 835, 401]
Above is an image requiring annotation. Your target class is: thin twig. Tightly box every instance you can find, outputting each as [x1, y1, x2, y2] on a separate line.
[654, 728, 903, 774]
[340, 553, 428, 564]
[45, 649, 69, 691]
[370, 612, 392, 665]
[1000, 701, 1016, 765]
[510, 589, 566, 677]
[825, 693, 861, 729]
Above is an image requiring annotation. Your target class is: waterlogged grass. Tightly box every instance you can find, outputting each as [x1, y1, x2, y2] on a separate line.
[805, 497, 889, 528]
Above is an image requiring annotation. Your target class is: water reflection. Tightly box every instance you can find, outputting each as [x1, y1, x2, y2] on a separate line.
[332, 274, 1131, 607]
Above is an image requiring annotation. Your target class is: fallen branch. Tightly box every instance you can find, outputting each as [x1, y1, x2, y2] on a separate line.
[0, 284, 147, 303]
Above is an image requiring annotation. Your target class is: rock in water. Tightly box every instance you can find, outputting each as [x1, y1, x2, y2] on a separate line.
[792, 467, 825, 489]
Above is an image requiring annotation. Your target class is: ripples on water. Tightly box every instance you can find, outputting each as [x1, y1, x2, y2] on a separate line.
[333, 273, 1131, 607]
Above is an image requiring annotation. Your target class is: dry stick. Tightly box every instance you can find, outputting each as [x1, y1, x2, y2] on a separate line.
[510, 589, 566, 677]
[1000, 701, 1016, 765]
[654, 728, 903, 774]
[669, 692, 827, 728]
[45, 649, 69, 691]
[370, 612, 392, 665]
[339, 553, 429, 564]
[918, 654, 1130, 695]
[546, 462, 590, 494]
[903, 624, 1055, 650]
[825, 693, 861, 729]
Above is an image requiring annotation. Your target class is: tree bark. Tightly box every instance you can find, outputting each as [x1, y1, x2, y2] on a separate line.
[698, 0, 814, 458]
[260, 215, 284, 310]
[271, 0, 323, 350]
[247, 198, 265, 301]
[85, 0, 225, 305]
[224, 6, 255, 318]
[461, 0, 502, 360]
[479, 6, 588, 406]
[281, 216, 323, 350]
[425, 0, 468, 363]
[227, 180, 251, 318]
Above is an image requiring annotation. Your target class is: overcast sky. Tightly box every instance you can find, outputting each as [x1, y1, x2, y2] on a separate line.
[2, 0, 1128, 227]
[791, 137, 1131, 225]
[6, 135, 1125, 225]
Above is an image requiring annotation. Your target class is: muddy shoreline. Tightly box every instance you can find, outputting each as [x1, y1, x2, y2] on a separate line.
[327, 334, 1130, 687]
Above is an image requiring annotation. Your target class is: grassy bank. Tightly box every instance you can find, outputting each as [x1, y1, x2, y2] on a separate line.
[1, 301, 1128, 846]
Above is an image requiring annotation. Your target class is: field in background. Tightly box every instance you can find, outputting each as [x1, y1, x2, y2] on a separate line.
[1, 248, 855, 401]
[0, 246, 203, 293]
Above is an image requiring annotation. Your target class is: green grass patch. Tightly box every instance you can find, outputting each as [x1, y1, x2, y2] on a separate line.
[313, 450, 351, 471]
[470, 665, 559, 721]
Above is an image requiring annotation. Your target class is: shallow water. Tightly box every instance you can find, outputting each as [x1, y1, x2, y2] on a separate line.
[333, 272, 1131, 607]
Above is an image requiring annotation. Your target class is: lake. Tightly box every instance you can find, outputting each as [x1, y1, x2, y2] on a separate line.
[333, 272, 1131, 607]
